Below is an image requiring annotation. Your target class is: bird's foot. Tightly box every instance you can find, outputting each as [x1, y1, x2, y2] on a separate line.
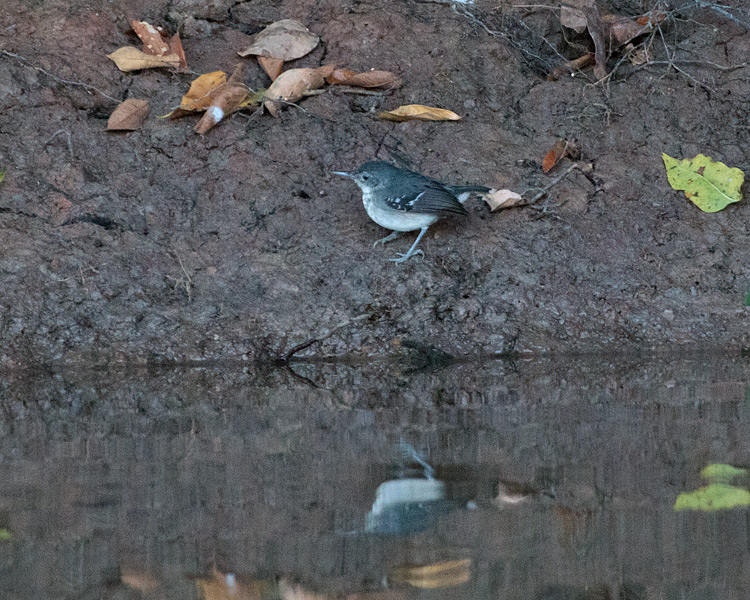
[390, 249, 425, 264]
[373, 231, 401, 248]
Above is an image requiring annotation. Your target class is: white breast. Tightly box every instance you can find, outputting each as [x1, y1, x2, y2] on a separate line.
[362, 191, 438, 232]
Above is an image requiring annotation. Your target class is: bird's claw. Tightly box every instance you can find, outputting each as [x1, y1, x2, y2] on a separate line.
[389, 249, 425, 264]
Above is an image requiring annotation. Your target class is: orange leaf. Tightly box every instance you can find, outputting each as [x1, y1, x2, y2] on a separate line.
[107, 98, 149, 130]
[263, 67, 325, 116]
[378, 104, 460, 122]
[131, 20, 169, 55]
[258, 56, 284, 81]
[542, 140, 579, 173]
[170, 71, 227, 118]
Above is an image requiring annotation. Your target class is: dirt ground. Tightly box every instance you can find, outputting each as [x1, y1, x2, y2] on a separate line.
[1, 0, 750, 365]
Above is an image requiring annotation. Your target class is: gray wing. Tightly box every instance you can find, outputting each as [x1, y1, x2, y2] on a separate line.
[384, 179, 468, 217]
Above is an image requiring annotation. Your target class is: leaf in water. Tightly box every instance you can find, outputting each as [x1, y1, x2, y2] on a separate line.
[107, 46, 180, 71]
[237, 19, 319, 61]
[662, 153, 744, 213]
[107, 98, 149, 130]
[484, 189, 523, 212]
[378, 104, 461, 122]
[263, 67, 326, 116]
[389, 559, 472, 589]
[674, 483, 750, 511]
[701, 463, 748, 481]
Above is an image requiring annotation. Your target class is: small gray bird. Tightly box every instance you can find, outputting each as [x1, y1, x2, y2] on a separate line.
[334, 161, 489, 263]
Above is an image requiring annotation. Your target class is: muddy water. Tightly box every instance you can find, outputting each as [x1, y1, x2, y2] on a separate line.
[0, 356, 749, 599]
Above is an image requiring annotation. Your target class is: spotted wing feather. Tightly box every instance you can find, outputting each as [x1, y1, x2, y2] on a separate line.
[384, 179, 468, 217]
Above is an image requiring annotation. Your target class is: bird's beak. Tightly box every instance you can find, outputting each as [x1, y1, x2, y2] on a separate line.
[332, 171, 352, 178]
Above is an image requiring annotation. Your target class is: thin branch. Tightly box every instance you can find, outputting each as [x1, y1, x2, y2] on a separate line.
[43, 129, 74, 159]
[279, 313, 372, 363]
[1, 49, 119, 102]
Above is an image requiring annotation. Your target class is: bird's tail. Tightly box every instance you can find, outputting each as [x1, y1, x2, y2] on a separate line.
[450, 185, 490, 204]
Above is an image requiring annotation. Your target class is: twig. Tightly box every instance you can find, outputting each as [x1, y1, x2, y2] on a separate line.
[166, 258, 193, 301]
[0, 49, 119, 102]
[693, 0, 750, 29]
[521, 162, 580, 205]
[43, 129, 74, 159]
[279, 313, 372, 363]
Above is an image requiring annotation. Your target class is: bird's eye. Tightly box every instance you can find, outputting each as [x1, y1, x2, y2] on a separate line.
[361, 174, 369, 181]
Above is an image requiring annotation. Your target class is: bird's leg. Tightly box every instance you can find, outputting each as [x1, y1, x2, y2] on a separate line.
[390, 227, 428, 264]
[373, 231, 401, 248]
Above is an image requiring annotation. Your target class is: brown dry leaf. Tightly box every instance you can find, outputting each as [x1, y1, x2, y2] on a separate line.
[335, 70, 401, 89]
[168, 33, 188, 69]
[602, 14, 648, 48]
[378, 104, 461, 122]
[258, 56, 284, 80]
[170, 71, 227, 117]
[237, 19, 319, 61]
[263, 67, 325, 116]
[325, 67, 357, 85]
[637, 10, 667, 27]
[194, 83, 249, 134]
[107, 46, 180, 71]
[107, 98, 149, 130]
[484, 189, 523, 212]
[542, 140, 579, 173]
[560, 6, 588, 33]
[131, 20, 169, 55]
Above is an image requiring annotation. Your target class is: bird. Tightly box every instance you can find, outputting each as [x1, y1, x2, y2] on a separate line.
[333, 161, 489, 264]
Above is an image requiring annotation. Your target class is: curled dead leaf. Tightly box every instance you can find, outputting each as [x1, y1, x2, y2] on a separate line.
[542, 140, 580, 173]
[168, 33, 188, 69]
[194, 83, 249, 134]
[483, 189, 524, 212]
[107, 98, 149, 131]
[331, 69, 401, 89]
[237, 19, 319, 61]
[107, 46, 180, 71]
[325, 67, 357, 85]
[378, 104, 461, 122]
[547, 53, 595, 80]
[263, 67, 325, 116]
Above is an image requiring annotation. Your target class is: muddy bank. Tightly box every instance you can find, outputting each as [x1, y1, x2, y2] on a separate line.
[1, 0, 750, 365]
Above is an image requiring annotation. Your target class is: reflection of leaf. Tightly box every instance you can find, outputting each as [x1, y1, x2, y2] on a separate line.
[389, 559, 471, 589]
[701, 463, 747, 482]
[0, 170, 5, 184]
[237, 19, 319, 60]
[378, 104, 460, 122]
[278, 578, 331, 600]
[663, 153, 744, 213]
[263, 67, 326, 116]
[121, 569, 160, 593]
[0, 528, 12, 541]
[196, 569, 275, 600]
[674, 483, 750, 511]
[107, 99, 149, 130]
[107, 46, 180, 71]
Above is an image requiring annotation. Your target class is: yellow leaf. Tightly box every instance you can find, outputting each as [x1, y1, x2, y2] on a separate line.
[389, 559, 472, 589]
[107, 46, 180, 71]
[179, 71, 227, 109]
[378, 104, 461, 122]
[662, 153, 744, 213]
